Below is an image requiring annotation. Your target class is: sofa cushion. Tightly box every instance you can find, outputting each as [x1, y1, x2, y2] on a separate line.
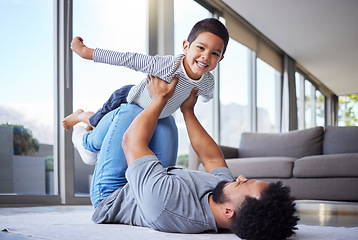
[218, 145, 239, 159]
[239, 127, 324, 158]
[293, 153, 358, 178]
[323, 126, 358, 154]
[198, 157, 296, 178]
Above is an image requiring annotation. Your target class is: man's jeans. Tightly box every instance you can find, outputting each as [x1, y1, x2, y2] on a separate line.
[83, 104, 178, 207]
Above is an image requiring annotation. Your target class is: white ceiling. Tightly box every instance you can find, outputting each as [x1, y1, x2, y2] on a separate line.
[222, 0, 358, 96]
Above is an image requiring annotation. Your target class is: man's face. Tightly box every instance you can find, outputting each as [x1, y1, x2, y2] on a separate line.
[212, 176, 269, 206]
[182, 31, 224, 80]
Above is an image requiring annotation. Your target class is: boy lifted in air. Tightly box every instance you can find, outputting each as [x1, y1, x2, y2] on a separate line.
[63, 18, 229, 164]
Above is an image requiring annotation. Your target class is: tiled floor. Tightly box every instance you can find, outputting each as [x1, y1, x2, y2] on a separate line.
[0, 200, 357, 239]
[295, 200, 358, 228]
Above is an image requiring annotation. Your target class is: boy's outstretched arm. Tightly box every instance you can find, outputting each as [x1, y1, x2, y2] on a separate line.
[71, 36, 94, 60]
[122, 75, 178, 166]
[181, 88, 228, 173]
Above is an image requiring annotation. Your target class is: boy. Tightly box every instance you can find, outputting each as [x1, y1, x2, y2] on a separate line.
[64, 18, 229, 164]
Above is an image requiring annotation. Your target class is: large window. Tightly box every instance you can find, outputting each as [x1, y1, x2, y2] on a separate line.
[305, 80, 314, 128]
[0, 1, 55, 195]
[257, 58, 281, 133]
[296, 72, 304, 129]
[316, 90, 325, 126]
[0, 0, 337, 205]
[72, 0, 148, 195]
[338, 94, 358, 126]
[173, 0, 212, 167]
[219, 39, 250, 147]
[296, 71, 326, 129]
[219, 43, 281, 148]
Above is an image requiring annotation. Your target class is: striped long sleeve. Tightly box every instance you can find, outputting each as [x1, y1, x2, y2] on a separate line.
[93, 48, 215, 118]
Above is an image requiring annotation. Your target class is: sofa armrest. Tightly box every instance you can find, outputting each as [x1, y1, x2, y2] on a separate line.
[188, 144, 239, 170]
[188, 144, 201, 170]
[218, 145, 239, 159]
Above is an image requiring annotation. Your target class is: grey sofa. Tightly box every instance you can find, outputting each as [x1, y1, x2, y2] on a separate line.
[188, 126, 358, 201]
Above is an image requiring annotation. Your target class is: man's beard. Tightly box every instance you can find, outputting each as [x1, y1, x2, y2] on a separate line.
[212, 180, 229, 204]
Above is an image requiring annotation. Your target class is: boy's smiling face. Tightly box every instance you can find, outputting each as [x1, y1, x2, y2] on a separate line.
[182, 32, 225, 80]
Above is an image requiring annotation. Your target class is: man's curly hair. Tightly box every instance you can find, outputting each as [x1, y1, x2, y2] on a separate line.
[230, 182, 299, 240]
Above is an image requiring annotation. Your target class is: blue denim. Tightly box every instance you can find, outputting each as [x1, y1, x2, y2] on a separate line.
[89, 85, 134, 127]
[83, 104, 178, 207]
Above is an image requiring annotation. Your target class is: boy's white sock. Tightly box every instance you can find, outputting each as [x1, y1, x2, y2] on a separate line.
[72, 124, 98, 165]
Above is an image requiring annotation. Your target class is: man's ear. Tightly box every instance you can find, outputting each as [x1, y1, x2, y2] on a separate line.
[224, 207, 235, 219]
[183, 40, 189, 54]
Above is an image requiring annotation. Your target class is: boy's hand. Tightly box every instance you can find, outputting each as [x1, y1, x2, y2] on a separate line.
[180, 87, 198, 114]
[71, 36, 94, 60]
[146, 75, 178, 103]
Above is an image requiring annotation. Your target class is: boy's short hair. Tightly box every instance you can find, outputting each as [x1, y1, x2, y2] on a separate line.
[187, 18, 229, 55]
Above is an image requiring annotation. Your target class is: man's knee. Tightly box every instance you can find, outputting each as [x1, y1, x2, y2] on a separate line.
[118, 104, 143, 118]
[120, 104, 143, 157]
[121, 130, 131, 157]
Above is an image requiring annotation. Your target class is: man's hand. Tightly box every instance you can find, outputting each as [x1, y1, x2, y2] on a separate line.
[180, 87, 198, 115]
[146, 74, 178, 103]
[71, 36, 94, 60]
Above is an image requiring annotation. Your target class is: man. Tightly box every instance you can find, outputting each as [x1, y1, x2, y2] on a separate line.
[91, 75, 299, 240]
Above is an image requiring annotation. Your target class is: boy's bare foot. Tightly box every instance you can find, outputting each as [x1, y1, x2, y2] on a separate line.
[63, 109, 84, 131]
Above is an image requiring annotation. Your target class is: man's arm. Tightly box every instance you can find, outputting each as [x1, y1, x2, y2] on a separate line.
[181, 88, 228, 173]
[122, 75, 178, 166]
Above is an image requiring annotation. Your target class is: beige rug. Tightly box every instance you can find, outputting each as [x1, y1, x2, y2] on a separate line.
[1, 206, 357, 240]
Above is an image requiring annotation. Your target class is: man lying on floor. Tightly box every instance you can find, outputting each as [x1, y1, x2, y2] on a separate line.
[76, 75, 299, 240]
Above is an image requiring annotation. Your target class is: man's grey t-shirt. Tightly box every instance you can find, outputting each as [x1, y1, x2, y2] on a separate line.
[92, 155, 235, 233]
